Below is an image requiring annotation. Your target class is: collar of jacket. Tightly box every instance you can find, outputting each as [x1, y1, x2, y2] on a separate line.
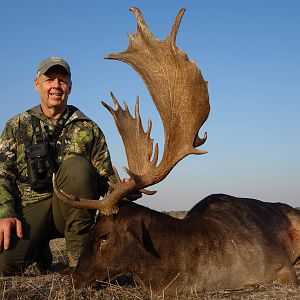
[27, 105, 91, 125]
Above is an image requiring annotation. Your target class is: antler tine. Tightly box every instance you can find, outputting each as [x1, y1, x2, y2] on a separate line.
[52, 174, 104, 211]
[167, 8, 186, 44]
[102, 93, 158, 182]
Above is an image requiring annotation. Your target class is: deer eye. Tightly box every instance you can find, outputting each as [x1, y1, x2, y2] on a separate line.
[99, 233, 110, 243]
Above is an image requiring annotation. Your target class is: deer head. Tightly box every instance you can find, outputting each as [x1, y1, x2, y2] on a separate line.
[53, 7, 210, 215]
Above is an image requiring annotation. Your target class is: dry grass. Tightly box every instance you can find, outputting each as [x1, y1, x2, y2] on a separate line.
[1, 215, 300, 299]
[1, 257, 300, 300]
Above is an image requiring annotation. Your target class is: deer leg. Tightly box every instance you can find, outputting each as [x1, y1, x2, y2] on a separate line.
[275, 264, 298, 285]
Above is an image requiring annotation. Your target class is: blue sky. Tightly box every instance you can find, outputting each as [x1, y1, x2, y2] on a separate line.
[0, 1, 299, 211]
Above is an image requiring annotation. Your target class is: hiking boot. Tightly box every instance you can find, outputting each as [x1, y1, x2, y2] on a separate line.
[67, 250, 81, 268]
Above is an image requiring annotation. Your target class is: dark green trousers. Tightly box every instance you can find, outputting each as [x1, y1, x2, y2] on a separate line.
[0, 156, 101, 274]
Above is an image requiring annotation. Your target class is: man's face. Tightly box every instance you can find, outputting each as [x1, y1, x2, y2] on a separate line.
[34, 66, 72, 115]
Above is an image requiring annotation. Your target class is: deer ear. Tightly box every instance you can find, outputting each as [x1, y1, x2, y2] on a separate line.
[126, 219, 144, 249]
[126, 220, 160, 258]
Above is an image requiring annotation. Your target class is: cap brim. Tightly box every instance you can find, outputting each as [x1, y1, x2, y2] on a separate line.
[39, 62, 71, 77]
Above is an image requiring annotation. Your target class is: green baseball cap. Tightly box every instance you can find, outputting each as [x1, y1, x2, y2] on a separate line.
[37, 56, 71, 78]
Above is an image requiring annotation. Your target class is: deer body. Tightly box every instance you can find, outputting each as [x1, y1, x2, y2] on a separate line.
[53, 7, 300, 295]
[72, 194, 300, 294]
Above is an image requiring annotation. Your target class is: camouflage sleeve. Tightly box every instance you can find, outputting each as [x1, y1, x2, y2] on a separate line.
[90, 123, 117, 196]
[0, 122, 18, 218]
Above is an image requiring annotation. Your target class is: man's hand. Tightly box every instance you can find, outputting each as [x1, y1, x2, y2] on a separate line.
[0, 217, 23, 251]
[123, 178, 143, 201]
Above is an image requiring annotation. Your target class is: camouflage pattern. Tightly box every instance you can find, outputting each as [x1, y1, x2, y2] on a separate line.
[0, 105, 116, 218]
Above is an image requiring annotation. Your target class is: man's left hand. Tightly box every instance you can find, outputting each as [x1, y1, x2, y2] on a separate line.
[123, 178, 142, 201]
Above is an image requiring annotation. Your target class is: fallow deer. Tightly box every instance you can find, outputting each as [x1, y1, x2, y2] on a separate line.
[53, 7, 300, 295]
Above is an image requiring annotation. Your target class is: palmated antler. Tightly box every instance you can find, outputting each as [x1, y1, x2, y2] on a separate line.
[53, 7, 210, 215]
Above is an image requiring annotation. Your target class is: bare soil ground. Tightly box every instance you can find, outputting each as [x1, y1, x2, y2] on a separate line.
[1, 212, 300, 299]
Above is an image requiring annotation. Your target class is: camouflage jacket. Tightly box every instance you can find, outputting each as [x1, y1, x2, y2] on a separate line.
[0, 105, 116, 218]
